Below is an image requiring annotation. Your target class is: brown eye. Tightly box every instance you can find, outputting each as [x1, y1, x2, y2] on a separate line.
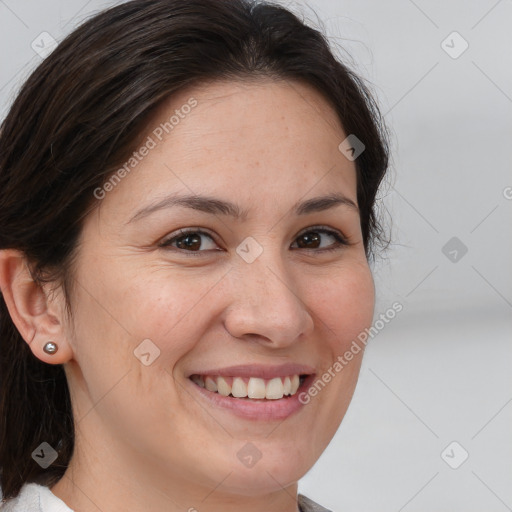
[175, 233, 202, 250]
[159, 229, 218, 252]
[159, 226, 349, 256]
[296, 231, 321, 249]
[292, 227, 349, 252]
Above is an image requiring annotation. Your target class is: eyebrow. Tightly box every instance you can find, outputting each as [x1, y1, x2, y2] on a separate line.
[127, 192, 359, 224]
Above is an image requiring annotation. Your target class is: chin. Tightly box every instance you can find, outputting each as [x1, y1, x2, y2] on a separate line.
[210, 442, 315, 496]
[217, 467, 303, 497]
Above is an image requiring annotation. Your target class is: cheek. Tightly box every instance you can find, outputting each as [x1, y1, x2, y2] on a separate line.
[88, 256, 213, 330]
[67, 263, 214, 405]
[125, 279, 195, 336]
[290, 263, 374, 457]
[308, 261, 375, 346]
[104, 268, 222, 363]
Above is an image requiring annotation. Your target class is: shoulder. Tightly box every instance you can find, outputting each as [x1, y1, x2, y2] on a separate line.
[0, 482, 74, 512]
[298, 493, 334, 512]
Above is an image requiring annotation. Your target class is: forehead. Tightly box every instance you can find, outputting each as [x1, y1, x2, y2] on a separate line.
[97, 78, 357, 221]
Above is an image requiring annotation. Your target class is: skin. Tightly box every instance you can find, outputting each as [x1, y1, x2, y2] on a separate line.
[0, 79, 375, 512]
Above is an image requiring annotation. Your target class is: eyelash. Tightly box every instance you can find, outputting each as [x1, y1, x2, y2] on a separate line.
[158, 226, 351, 256]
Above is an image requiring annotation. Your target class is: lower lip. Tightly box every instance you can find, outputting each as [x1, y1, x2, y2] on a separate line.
[186, 374, 316, 421]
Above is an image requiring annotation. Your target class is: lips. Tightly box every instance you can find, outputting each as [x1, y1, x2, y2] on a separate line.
[186, 363, 315, 419]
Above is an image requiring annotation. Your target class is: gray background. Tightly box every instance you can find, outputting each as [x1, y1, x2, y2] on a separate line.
[1, 1, 511, 510]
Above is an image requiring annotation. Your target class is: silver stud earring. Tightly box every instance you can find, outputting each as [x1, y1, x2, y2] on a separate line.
[43, 341, 58, 355]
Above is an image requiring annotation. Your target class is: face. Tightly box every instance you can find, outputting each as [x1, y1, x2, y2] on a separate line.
[61, 79, 375, 498]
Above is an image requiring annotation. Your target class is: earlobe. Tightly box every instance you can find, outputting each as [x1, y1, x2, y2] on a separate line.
[43, 341, 59, 355]
[35, 338, 73, 365]
[0, 249, 73, 365]
[29, 336, 73, 365]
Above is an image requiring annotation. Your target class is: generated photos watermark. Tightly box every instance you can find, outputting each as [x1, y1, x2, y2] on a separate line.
[93, 97, 198, 200]
[298, 301, 403, 404]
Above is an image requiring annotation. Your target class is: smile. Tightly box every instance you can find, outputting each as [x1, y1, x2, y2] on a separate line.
[186, 364, 316, 421]
[189, 374, 305, 400]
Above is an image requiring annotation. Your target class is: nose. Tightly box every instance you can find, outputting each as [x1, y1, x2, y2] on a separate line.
[223, 257, 314, 348]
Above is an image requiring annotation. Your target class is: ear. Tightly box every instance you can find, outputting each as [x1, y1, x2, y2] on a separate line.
[0, 249, 73, 365]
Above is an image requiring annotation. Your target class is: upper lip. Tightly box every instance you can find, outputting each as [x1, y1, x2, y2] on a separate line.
[188, 363, 316, 379]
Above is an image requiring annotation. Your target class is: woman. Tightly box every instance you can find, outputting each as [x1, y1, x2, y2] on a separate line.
[0, 0, 389, 510]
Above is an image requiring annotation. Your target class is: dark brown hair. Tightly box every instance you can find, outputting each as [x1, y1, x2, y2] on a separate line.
[0, 0, 389, 500]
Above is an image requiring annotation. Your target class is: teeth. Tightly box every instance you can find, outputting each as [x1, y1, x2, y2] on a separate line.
[191, 375, 205, 388]
[205, 376, 217, 392]
[291, 375, 300, 395]
[231, 377, 248, 398]
[191, 374, 305, 400]
[266, 377, 284, 399]
[217, 376, 231, 397]
[247, 377, 266, 399]
[283, 376, 291, 395]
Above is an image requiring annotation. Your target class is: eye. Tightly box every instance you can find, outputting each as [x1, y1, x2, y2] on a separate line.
[159, 226, 350, 255]
[159, 228, 218, 253]
[291, 226, 350, 252]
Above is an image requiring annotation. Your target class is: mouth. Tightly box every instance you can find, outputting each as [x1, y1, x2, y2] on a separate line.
[186, 364, 316, 421]
[189, 374, 307, 400]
